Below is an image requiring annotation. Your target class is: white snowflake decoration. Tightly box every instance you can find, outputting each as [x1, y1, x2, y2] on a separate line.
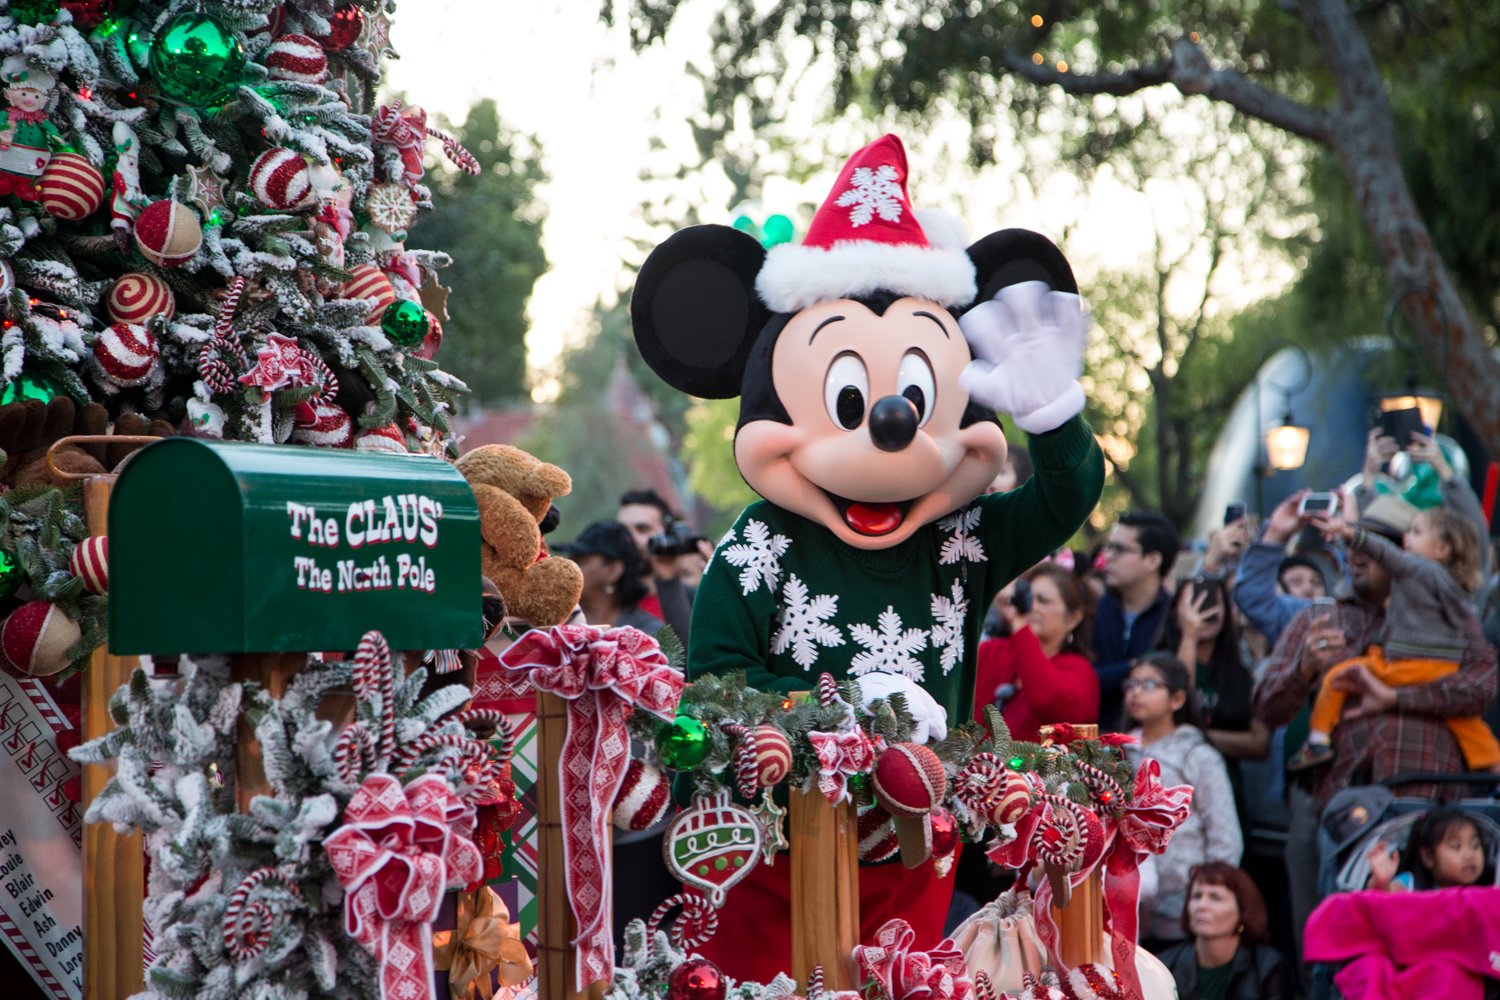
[938, 505, 986, 565]
[834, 164, 904, 227]
[849, 606, 929, 680]
[771, 575, 844, 669]
[929, 578, 969, 676]
[722, 519, 792, 595]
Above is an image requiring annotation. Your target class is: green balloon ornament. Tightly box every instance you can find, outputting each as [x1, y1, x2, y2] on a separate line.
[0, 373, 62, 405]
[381, 299, 429, 348]
[761, 214, 795, 248]
[0, 550, 23, 600]
[657, 715, 711, 770]
[148, 12, 245, 108]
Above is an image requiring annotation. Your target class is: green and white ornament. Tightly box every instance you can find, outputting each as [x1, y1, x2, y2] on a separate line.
[663, 789, 761, 907]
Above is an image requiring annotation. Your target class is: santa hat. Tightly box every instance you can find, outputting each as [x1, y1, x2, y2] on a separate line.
[755, 134, 976, 314]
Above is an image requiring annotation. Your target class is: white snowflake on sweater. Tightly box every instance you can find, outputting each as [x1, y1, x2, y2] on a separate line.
[771, 575, 844, 669]
[721, 519, 792, 595]
[929, 579, 969, 675]
[938, 505, 986, 565]
[834, 164, 904, 227]
[849, 606, 929, 680]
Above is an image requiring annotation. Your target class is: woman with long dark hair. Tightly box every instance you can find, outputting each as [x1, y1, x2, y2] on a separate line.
[973, 562, 1099, 741]
[1159, 576, 1268, 762]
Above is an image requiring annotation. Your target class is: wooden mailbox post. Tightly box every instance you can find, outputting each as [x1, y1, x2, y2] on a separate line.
[89, 438, 483, 995]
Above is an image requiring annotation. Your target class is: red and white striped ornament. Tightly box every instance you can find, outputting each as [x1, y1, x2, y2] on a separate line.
[858, 804, 899, 863]
[613, 758, 672, 832]
[249, 148, 313, 210]
[68, 536, 108, 594]
[93, 322, 160, 387]
[290, 399, 353, 448]
[107, 272, 176, 325]
[354, 424, 406, 454]
[0, 601, 82, 678]
[39, 152, 106, 221]
[134, 201, 202, 267]
[747, 724, 793, 787]
[263, 34, 327, 83]
[341, 263, 396, 323]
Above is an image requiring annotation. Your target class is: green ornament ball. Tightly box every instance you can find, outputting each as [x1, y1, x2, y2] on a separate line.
[0, 551, 23, 600]
[761, 214, 795, 248]
[381, 299, 429, 348]
[148, 11, 245, 108]
[656, 715, 710, 770]
[0, 373, 62, 405]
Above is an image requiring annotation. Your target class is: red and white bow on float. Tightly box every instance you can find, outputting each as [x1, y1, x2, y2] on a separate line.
[854, 918, 975, 1000]
[323, 773, 484, 1000]
[497, 625, 683, 991]
[807, 728, 875, 804]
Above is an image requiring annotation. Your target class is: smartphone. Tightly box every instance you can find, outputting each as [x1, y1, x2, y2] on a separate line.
[1009, 577, 1033, 614]
[1189, 575, 1224, 616]
[1377, 406, 1425, 446]
[1224, 502, 1247, 526]
[1298, 492, 1340, 517]
[1308, 595, 1339, 632]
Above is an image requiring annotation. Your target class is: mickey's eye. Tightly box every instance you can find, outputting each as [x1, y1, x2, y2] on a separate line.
[824, 353, 869, 430]
[897, 350, 936, 426]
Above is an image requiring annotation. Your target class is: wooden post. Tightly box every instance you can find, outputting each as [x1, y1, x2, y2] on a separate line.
[1044, 723, 1103, 968]
[535, 690, 608, 1000]
[81, 476, 144, 1000]
[789, 787, 860, 991]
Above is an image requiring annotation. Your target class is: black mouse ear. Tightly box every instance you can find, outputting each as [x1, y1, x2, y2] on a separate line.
[966, 229, 1078, 304]
[631, 224, 769, 398]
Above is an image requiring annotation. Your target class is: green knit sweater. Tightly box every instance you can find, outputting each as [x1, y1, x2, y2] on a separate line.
[688, 416, 1104, 723]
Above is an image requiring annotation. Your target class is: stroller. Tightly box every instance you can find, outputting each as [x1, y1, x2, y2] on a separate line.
[1312, 772, 1500, 1000]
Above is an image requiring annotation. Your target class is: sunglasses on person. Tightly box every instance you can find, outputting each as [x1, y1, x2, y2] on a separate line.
[1123, 678, 1166, 693]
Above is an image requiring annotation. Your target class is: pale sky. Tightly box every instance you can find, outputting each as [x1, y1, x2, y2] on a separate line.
[386, 2, 1299, 397]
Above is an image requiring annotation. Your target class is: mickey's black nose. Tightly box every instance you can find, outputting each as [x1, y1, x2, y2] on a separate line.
[868, 395, 919, 452]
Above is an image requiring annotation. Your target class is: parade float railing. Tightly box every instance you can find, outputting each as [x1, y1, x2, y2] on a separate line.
[92, 438, 482, 999]
[789, 777, 861, 990]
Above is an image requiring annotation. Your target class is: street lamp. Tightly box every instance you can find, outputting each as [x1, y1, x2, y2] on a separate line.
[1252, 341, 1312, 515]
[1383, 285, 1449, 434]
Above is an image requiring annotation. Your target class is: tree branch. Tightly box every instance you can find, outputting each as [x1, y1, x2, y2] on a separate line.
[1001, 39, 1336, 144]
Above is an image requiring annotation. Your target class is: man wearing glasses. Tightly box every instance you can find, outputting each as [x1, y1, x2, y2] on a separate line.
[1094, 511, 1180, 729]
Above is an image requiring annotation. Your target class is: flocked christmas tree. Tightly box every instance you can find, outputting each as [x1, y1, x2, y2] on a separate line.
[0, 0, 475, 675]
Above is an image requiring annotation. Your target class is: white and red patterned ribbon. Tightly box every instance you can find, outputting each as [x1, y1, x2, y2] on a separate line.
[497, 624, 683, 991]
[323, 773, 483, 1000]
[853, 917, 975, 1000]
[807, 728, 874, 804]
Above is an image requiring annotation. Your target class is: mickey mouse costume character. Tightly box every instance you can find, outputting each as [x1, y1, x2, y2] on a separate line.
[630, 134, 1104, 981]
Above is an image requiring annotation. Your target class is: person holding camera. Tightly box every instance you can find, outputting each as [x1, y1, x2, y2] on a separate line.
[1159, 575, 1268, 763]
[973, 562, 1099, 742]
[616, 488, 696, 641]
[1355, 426, 1490, 574]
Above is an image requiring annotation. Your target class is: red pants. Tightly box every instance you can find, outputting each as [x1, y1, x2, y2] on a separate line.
[695, 852, 958, 984]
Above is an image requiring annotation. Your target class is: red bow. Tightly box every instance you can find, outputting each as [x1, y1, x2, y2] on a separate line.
[807, 728, 874, 804]
[1099, 760, 1193, 1000]
[854, 918, 974, 1000]
[498, 625, 682, 990]
[9, 109, 47, 125]
[372, 102, 430, 184]
[323, 773, 483, 1000]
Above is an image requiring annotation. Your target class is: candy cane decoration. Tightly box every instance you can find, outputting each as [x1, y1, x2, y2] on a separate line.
[1072, 760, 1124, 811]
[1033, 791, 1087, 869]
[198, 276, 251, 393]
[721, 724, 761, 799]
[647, 892, 719, 951]
[818, 673, 839, 706]
[373, 100, 481, 176]
[354, 631, 396, 766]
[392, 732, 494, 776]
[974, 971, 997, 1000]
[223, 866, 293, 960]
[450, 708, 514, 760]
[333, 724, 376, 783]
[299, 346, 339, 404]
[807, 965, 826, 1000]
[425, 122, 479, 175]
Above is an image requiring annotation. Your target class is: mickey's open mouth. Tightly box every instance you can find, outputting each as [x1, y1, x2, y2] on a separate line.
[821, 489, 918, 536]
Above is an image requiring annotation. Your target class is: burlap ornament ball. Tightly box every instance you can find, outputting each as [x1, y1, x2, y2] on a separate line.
[40, 151, 106, 221]
[989, 769, 1032, 827]
[68, 536, 108, 594]
[871, 741, 947, 817]
[748, 724, 792, 787]
[134, 201, 202, 267]
[1, 601, 82, 678]
[107, 272, 176, 325]
[341, 263, 396, 324]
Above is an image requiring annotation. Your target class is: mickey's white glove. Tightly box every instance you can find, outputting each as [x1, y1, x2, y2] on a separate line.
[958, 280, 1088, 435]
[857, 672, 949, 745]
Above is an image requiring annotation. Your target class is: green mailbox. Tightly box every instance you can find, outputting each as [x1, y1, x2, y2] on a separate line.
[109, 438, 482, 654]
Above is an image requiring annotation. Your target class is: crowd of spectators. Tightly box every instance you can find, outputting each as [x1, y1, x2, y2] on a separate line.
[970, 425, 1498, 998]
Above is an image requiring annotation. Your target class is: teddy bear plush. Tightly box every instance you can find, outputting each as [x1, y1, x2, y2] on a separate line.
[454, 443, 583, 627]
[0, 397, 173, 487]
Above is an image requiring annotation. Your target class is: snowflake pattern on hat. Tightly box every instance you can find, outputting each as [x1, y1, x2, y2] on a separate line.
[835, 164, 904, 227]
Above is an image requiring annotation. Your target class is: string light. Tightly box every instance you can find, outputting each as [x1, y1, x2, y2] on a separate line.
[1189, 31, 1201, 42]
[1008, 756, 1025, 769]
[1030, 14, 1043, 26]
[1031, 52, 1044, 65]
[1056, 60, 1069, 72]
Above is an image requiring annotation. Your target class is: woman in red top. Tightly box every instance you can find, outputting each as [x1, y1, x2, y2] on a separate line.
[973, 562, 1099, 741]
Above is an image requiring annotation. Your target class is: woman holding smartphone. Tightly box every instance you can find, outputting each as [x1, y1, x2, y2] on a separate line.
[1159, 575, 1269, 762]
